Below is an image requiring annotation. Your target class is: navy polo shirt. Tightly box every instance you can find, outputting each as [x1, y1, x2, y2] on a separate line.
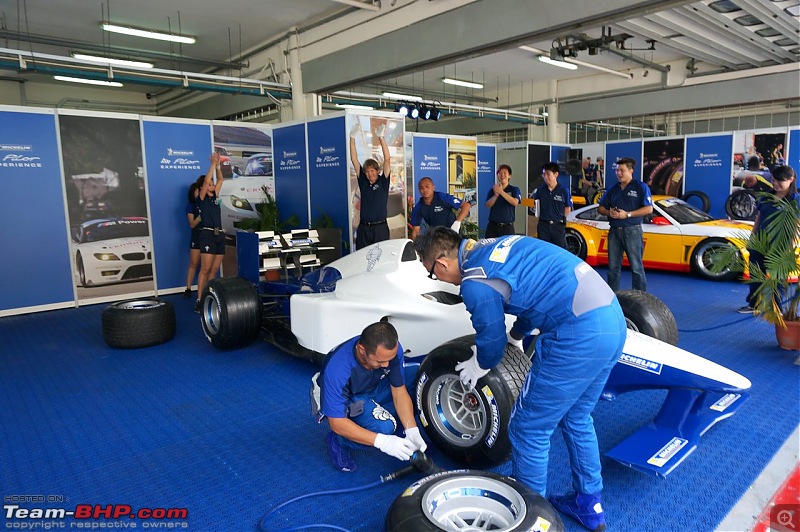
[358, 168, 390, 223]
[318, 335, 405, 419]
[411, 191, 463, 229]
[532, 183, 573, 222]
[599, 179, 653, 228]
[486, 185, 522, 223]
[197, 192, 222, 229]
[755, 191, 800, 237]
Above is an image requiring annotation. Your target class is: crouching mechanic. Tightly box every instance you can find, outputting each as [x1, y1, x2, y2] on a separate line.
[415, 227, 626, 532]
[311, 321, 426, 472]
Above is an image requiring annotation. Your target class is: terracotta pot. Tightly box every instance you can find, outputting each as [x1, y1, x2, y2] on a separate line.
[775, 320, 800, 351]
[264, 269, 281, 282]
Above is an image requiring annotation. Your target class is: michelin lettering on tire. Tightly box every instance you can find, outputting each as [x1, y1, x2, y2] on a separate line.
[482, 386, 500, 448]
[416, 371, 429, 428]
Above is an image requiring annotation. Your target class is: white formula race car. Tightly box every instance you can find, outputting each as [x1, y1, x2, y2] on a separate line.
[200, 238, 751, 477]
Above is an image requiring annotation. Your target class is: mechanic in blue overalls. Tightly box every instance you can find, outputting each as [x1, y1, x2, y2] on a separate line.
[415, 227, 627, 532]
[410, 177, 472, 240]
[311, 321, 427, 473]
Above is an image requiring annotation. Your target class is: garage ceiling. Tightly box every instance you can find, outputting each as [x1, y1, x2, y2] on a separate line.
[0, 0, 797, 114]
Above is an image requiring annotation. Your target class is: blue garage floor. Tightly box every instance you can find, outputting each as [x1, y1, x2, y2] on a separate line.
[1, 268, 798, 531]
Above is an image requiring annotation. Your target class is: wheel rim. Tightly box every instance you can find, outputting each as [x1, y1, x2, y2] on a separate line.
[421, 475, 528, 531]
[624, 316, 640, 333]
[565, 232, 582, 257]
[115, 300, 161, 310]
[202, 295, 221, 335]
[426, 374, 487, 447]
[697, 242, 732, 279]
[730, 193, 755, 219]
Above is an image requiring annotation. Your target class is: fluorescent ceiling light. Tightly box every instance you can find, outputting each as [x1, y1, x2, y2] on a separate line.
[101, 23, 196, 44]
[538, 55, 578, 70]
[382, 91, 423, 102]
[442, 77, 483, 89]
[72, 53, 153, 69]
[521, 45, 632, 79]
[53, 75, 123, 87]
[335, 103, 374, 110]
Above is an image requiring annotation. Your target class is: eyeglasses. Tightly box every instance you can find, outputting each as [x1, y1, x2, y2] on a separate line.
[427, 254, 445, 279]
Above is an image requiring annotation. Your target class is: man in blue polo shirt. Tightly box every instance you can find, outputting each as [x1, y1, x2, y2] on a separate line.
[311, 321, 426, 472]
[531, 162, 573, 248]
[410, 177, 472, 240]
[597, 157, 654, 291]
[350, 123, 391, 250]
[485, 164, 521, 238]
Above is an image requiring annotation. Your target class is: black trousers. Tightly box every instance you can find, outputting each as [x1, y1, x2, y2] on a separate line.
[355, 221, 389, 250]
[537, 220, 567, 249]
[485, 221, 515, 239]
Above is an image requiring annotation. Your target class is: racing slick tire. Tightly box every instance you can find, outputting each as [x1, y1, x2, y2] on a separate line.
[102, 299, 176, 349]
[725, 189, 757, 220]
[415, 335, 530, 467]
[681, 190, 711, 213]
[691, 238, 739, 281]
[616, 290, 678, 345]
[386, 470, 564, 532]
[201, 277, 262, 349]
[565, 228, 588, 260]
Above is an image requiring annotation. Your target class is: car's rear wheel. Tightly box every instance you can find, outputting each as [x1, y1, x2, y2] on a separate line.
[565, 228, 587, 260]
[725, 189, 757, 220]
[415, 335, 530, 467]
[77, 253, 88, 287]
[616, 290, 678, 345]
[386, 470, 564, 532]
[102, 299, 175, 349]
[691, 238, 739, 281]
[201, 277, 262, 349]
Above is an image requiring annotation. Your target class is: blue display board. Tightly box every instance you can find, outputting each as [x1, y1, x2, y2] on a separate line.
[684, 134, 734, 219]
[412, 135, 448, 202]
[142, 119, 212, 291]
[788, 128, 800, 171]
[307, 116, 349, 246]
[273, 123, 309, 228]
[477, 144, 496, 232]
[0, 109, 74, 313]
[606, 141, 644, 182]
[550, 145, 572, 191]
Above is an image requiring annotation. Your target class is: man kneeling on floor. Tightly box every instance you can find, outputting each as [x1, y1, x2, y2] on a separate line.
[311, 321, 426, 472]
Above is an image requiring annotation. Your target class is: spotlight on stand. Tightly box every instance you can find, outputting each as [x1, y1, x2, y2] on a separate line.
[419, 104, 432, 121]
[430, 105, 441, 121]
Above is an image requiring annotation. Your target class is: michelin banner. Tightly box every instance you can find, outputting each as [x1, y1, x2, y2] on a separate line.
[273, 122, 309, 229]
[606, 141, 643, 181]
[684, 134, 733, 219]
[412, 135, 448, 203]
[58, 112, 153, 304]
[142, 118, 212, 292]
[308, 115, 350, 246]
[0, 108, 74, 315]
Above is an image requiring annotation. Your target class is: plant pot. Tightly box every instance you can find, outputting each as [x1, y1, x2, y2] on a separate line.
[775, 320, 800, 351]
[264, 269, 281, 282]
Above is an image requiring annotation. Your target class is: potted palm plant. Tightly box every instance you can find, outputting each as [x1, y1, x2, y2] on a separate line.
[714, 178, 800, 351]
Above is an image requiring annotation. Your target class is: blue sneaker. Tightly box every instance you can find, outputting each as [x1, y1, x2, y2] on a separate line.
[549, 492, 606, 532]
[325, 432, 356, 473]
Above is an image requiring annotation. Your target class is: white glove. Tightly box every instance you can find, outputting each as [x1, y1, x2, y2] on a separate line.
[405, 427, 427, 453]
[455, 346, 490, 390]
[374, 433, 415, 460]
[450, 220, 462, 233]
[376, 124, 386, 138]
[507, 330, 524, 350]
[349, 122, 361, 138]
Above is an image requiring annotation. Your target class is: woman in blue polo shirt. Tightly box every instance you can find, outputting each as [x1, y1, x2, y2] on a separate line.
[485, 164, 521, 238]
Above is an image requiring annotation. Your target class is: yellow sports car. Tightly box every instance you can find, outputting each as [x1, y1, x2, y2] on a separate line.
[565, 196, 753, 280]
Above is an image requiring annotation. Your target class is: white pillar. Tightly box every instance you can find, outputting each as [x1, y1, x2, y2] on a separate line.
[288, 30, 306, 120]
[545, 80, 567, 143]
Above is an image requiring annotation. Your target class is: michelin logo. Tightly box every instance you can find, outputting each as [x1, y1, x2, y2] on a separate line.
[647, 437, 688, 467]
[710, 393, 741, 412]
[618, 353, 663, 375]
[167, 148, 194, 156]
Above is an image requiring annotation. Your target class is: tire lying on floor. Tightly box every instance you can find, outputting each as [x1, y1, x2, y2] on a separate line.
[200, 277, 262, 349]
[386, 470, 564, 532]
[102, 299, 176, 349]
[415, 335, 530, 467]
[616, 289, 679, 345]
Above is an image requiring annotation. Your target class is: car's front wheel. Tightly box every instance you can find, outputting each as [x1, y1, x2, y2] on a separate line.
[386, 470, 564, 532]
[415, 335, 530, 467]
